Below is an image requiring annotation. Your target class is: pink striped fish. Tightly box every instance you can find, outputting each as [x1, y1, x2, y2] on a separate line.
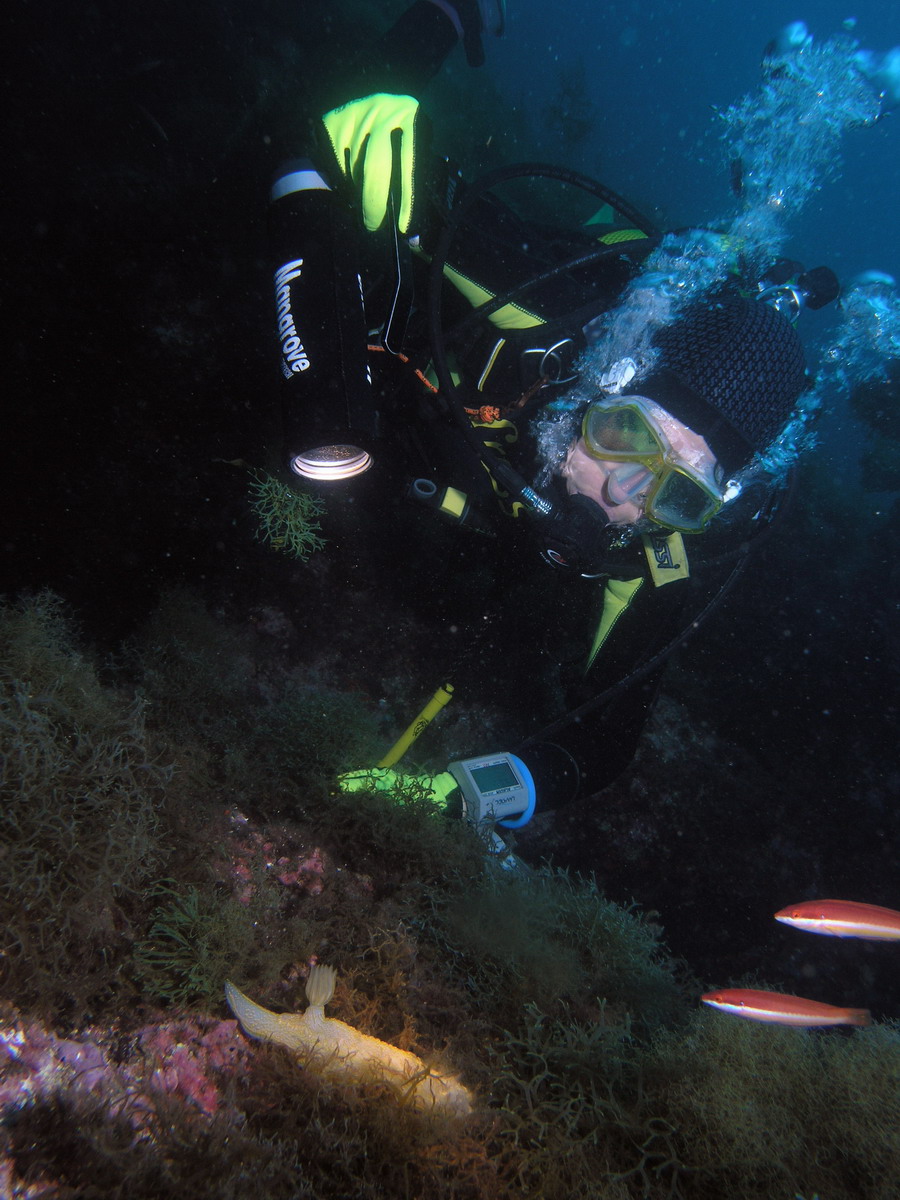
[774, 899, 900, 941]
[701, 988, 870, 1027]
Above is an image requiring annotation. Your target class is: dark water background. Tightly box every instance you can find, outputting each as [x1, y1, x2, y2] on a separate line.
[4, 0, 900, 1012]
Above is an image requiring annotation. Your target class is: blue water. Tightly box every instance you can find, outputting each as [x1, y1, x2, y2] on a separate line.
[489, 1, 900, 284]
[458, 2, 900, 488]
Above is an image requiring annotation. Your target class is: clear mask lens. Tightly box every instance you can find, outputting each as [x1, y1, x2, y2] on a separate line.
[583, 403, 662, 459]
[649, 470, 721, 531]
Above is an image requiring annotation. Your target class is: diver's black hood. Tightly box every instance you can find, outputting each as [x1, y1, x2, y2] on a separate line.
[641, 293, 808, 475]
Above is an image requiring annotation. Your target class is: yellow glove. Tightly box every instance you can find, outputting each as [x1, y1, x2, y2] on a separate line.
[322, 93, 425, 235]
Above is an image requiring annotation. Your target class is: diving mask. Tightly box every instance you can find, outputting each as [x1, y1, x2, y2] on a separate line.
[581, 396, 725, 532]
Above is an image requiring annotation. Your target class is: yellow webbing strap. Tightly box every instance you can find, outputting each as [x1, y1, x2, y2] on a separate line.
[439, 262, 545, 330]
[411, 241, 544, 329]
[640, 531, 690, 587]
[586, 577, 643, 672]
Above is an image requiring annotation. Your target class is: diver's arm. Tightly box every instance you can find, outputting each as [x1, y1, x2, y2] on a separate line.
[270, 4, 479, 485]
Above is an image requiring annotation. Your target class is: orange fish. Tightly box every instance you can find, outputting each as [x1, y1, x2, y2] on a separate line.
[774, 899, 900, 941]
[701, 988, 870, 1027]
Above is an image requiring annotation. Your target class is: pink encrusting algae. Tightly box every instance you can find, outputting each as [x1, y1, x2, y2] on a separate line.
[0, 1009, 255, 1131]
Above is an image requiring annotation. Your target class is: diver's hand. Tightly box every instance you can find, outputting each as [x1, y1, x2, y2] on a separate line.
[322, 94, 429, 235]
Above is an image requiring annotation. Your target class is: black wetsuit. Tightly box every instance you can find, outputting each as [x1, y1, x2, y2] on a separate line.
[269, 1, 740, 807]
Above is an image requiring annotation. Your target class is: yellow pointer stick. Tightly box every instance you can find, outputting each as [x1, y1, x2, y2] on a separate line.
[377, 683, 454, 768]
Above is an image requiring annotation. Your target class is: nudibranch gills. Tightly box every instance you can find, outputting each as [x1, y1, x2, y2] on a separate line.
[224, 966, 472, 1116]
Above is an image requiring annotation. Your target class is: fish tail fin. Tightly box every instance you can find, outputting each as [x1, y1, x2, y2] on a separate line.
[305, 964, 338, 1008]
[224, 980, 281, 1040]
[848, 1007, 872, 1027]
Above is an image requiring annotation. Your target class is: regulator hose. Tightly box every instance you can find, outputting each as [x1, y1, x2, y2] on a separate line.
[425, 162, 660, 515]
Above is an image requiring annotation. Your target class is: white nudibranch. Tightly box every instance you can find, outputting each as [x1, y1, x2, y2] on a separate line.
[225, 965, 473, 1117]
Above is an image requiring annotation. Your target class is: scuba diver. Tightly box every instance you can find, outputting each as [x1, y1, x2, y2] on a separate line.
[266, 1, 847, 853]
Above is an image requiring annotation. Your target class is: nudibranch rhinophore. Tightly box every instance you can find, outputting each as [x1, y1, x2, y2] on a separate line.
[225, 965, 473, 1116]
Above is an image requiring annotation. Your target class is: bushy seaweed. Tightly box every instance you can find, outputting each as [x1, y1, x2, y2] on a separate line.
[134, 884, 247, 1006]
[133, 872, 315, 1007]
[248, 468, 326, 561]
[134, 587, 258, 756]
[3, 1088, 307, 1200]
[489, 1004, 660, 1199]
[5, 589, 900, 1199]
[314, 771, 483, 889]
[8, 999, 900, 1200]
[417, 866, 683, 1029]
[0, 593, 172, 1014]
[644, 1010, 900, 1200]
[482, 997, 900, 1199]
[260, 680, 386, 783]
[134, 589, 387, 793]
